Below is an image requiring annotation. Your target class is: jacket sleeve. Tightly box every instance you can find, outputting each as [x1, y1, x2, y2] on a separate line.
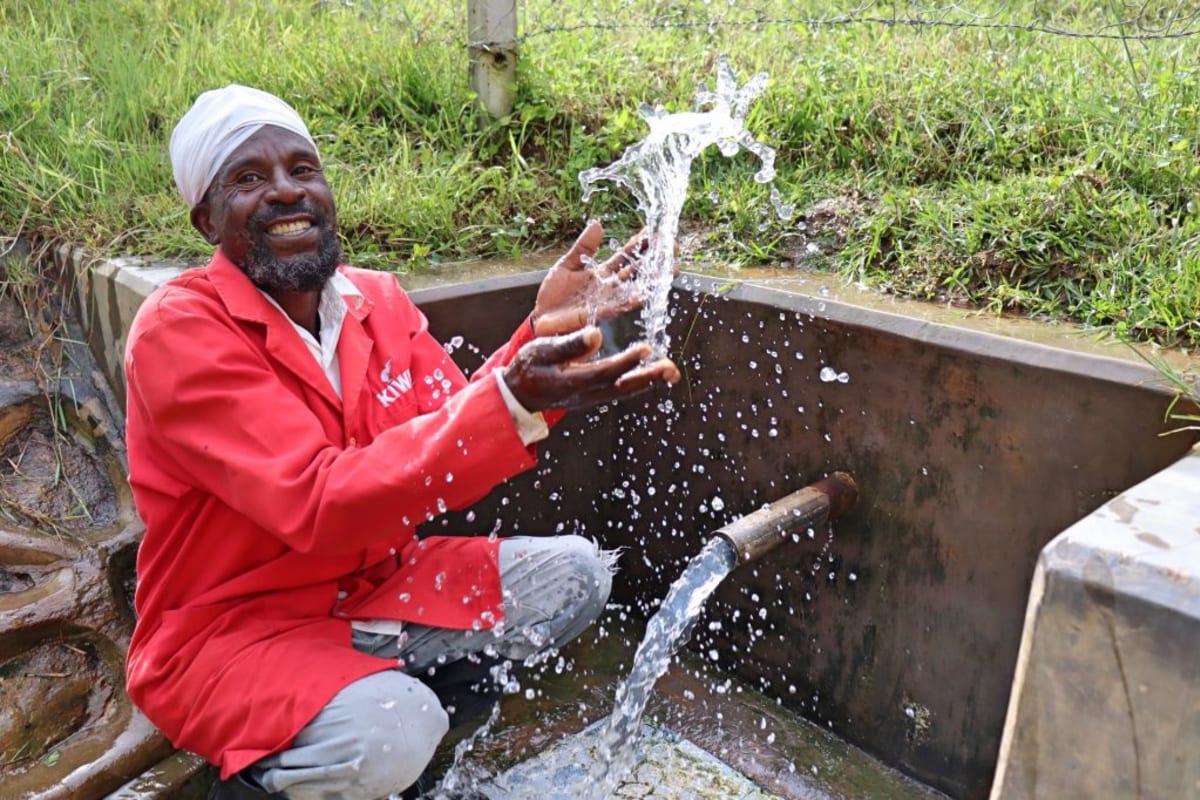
[126, 293, 538, 557]
[391, 283, 564, 427]
[468, 317, 566, 428]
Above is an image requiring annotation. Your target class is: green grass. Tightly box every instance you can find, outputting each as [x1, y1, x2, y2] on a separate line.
[1, 0, 1199, 346]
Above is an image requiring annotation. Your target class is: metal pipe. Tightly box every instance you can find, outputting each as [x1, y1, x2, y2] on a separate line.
[714, 472, 858, 564]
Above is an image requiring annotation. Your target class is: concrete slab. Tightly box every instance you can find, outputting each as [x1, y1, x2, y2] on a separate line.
[990, 447, 1200, 800]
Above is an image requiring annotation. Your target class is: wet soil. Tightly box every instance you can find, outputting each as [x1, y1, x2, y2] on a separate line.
[0, 245, 171, 799]
[0, 403, 120, 531]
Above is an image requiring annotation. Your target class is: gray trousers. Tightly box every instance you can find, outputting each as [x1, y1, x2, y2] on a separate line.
[247, 535, 615, 799]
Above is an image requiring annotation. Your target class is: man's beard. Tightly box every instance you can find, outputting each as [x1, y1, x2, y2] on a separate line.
[241, 203, 343, 293]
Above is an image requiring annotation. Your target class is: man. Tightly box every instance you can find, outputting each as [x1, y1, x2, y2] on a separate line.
[124, 84, 679, 800]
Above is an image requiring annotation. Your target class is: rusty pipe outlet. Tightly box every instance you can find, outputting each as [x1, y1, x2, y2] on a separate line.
[714, 472, 858, 564]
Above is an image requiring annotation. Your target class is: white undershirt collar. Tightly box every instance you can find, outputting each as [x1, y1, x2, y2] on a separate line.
[259, 271, 362, 399]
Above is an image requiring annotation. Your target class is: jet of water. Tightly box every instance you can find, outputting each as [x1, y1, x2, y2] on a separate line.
[579, 57, 777, 357]
[581, 536, 738, 799]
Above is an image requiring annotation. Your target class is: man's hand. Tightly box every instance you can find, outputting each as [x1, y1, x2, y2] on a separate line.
[503, 327, 680, 411]
[531, 220, 649, 337]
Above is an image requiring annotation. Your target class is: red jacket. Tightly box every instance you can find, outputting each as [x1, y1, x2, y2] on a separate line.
[124, 251, 542, 778]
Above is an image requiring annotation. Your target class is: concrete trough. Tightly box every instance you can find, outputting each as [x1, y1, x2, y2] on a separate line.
[413, 271, 1199, 800]
[2, 252, 1197, 799]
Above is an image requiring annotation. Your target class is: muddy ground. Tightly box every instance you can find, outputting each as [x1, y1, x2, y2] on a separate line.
[0, 245, 199, 799]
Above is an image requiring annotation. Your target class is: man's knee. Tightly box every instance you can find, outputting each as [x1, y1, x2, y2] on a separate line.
[525, 535, 614, 628]
[563, 535, 616, 620]
[491, 535, 617, 662]
[256, 671, 449, 798]
[348, 674, 449, 792]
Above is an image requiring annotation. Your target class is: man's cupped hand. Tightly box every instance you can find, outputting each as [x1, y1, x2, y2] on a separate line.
[503, 326, 680, 411]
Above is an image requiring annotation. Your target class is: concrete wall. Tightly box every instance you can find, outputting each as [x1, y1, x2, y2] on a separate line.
[413, 273, 1199, 800]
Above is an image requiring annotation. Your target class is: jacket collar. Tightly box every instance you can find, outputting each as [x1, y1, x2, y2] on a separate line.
[204, 248, 375, 410]
[206, 247, 272, 325]
[205, 248, 374, 325]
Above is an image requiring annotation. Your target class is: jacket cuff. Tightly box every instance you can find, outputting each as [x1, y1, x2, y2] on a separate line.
[493, 371, 549, 445]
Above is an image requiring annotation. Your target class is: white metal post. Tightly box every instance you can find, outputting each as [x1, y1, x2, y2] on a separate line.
[467, 0, 518, 117]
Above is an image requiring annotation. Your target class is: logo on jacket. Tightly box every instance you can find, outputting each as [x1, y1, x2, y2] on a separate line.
[376, 358, 413, 407]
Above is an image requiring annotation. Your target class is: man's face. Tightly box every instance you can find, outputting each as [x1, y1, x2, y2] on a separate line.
[191, 126, 341, 292]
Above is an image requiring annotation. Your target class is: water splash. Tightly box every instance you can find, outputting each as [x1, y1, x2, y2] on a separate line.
[418, 61, 791, 800]
[579, 57, 776, 356]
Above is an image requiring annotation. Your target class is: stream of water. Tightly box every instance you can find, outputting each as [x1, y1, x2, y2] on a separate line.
[580, 536, 739, 799]
[570, 60, 783, 795]
[427, 537, 740, 800]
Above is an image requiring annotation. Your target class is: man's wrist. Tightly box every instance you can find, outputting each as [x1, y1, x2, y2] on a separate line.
[494, 371, 548, 445]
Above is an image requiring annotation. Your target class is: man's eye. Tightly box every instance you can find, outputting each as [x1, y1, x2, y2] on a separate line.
[294, 165, 318, 176]
[236, 173, 261, 185]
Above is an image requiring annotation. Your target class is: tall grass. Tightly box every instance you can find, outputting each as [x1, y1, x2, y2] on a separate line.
[1, 0, 1198, 346]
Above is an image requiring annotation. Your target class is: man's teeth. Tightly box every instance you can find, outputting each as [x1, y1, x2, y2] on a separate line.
[268, 220, 312, 235]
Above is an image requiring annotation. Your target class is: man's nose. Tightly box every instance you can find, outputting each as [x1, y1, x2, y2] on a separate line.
[266, 167, 305, 203]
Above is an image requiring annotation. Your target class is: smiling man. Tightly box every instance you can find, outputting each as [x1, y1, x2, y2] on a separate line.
[124, 85, 679, 800]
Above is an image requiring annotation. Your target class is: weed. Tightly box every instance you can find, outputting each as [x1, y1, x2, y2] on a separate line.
[1129, 345, 1200, 435]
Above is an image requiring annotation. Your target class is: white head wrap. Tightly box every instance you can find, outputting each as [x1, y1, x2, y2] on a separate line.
[169, 84, 318, 208]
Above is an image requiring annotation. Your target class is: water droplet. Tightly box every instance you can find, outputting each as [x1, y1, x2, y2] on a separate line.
[819, 366, 839, 382]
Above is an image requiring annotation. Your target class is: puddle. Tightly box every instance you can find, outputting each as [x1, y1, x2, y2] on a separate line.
[484, 721, 778, 799]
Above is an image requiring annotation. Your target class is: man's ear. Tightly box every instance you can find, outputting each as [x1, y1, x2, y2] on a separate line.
[190, 201, 219, 245]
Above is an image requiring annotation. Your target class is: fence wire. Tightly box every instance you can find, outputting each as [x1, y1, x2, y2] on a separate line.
[475, 1, 1200, 47]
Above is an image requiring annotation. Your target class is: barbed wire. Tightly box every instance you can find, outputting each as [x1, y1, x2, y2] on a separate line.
[513, 16, 1200, 44]
[478, 2, 1200, 47]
